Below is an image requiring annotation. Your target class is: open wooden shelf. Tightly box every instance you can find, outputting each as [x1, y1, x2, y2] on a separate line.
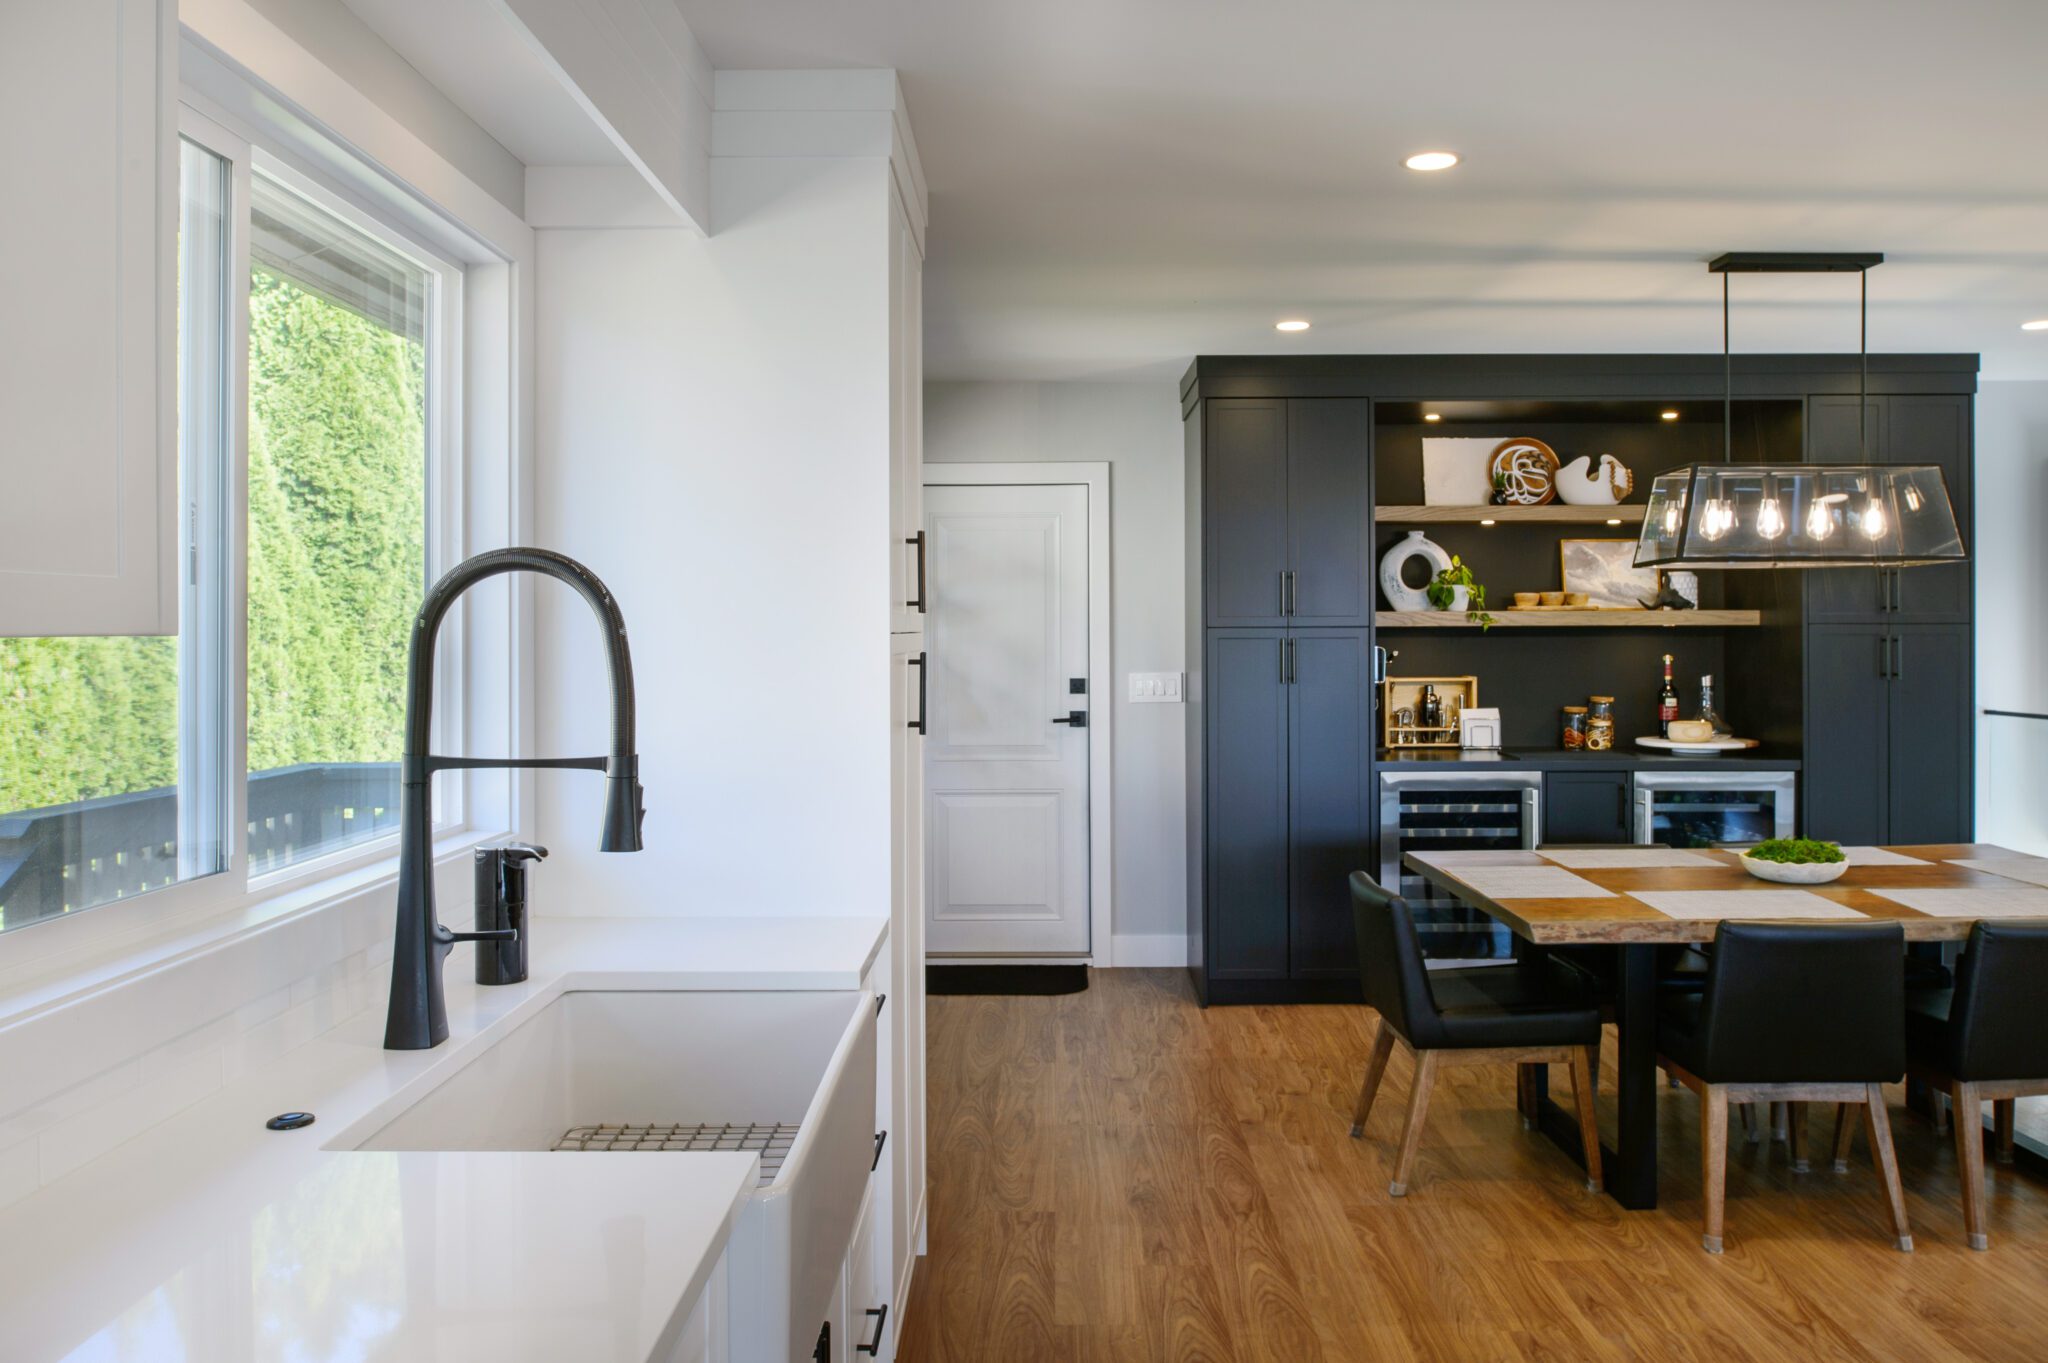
[1376, 609, 1760, 629]
[1377, 504, 1646, 525]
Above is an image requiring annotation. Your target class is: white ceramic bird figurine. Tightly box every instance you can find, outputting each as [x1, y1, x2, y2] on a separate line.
[1555, 453, 1634, 505]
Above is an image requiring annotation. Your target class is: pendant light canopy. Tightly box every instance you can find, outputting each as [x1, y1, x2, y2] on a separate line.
[1632, 253, 1967, 571]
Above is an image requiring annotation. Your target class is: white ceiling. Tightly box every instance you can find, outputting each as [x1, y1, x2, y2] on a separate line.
[341, 0, 622, 166]
[677, 0, 2048, 382]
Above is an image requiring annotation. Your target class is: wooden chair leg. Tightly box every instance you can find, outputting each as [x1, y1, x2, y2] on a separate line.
[1388, 1050, 1439, 1198]
[1994, 1098, 2016, 1167]
[1864, 1084, 1914, 1252]
[1831, 1101, 1857, 1173]
[1739, 1102, 1762, 1143]
[1351, 1026, 1397, 1138]
[1933, 1090, 1953, 1136]
[1569, 1044, 1603, 1193]
[1955, 1081, 1988, 1251]
[1771, 1101, 1790, 1144]
[1787, 1101, 1810, 1173]
[1701, 1085, 1729, 1253]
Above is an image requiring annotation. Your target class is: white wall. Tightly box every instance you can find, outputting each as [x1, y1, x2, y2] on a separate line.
[923, 381, 1188, 957]
[1973, 380, 2048, 855]
[531, 153, 896, 915]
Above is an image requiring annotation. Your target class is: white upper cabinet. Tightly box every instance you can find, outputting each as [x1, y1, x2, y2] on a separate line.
[889, 185, 925, 636]
[0, 0, 176, 636]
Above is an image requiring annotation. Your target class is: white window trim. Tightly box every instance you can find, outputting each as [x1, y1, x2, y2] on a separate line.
[0, 48, 535, 992]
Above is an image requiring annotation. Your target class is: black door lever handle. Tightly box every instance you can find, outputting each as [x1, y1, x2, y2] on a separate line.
[1051, 711, 1087, 727]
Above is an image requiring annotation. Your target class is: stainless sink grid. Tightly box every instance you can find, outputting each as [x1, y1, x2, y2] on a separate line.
[552, 1122, 800, 1184]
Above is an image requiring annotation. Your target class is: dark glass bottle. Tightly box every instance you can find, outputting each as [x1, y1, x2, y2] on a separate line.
[1658, 653, 1679, 737]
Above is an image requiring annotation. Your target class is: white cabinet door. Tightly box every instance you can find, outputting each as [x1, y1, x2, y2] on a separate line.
[840, 1181, 887, 1360]
[0, 0, 176, 636]
[889, 187, 925, 636]
[888, 633, 928, 1306]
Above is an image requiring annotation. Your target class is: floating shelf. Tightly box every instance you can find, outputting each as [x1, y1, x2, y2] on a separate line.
[1377, 504, 1647, 525]
[1376, 609, 1760, 629]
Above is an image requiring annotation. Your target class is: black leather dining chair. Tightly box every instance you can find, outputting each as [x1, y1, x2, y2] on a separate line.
[1347, 872, 1604, 1198]
[1898, 918, 2048, 1249]
[1656, 920, 1911, 1254]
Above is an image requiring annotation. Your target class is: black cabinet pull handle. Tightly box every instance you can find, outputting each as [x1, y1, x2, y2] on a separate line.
[814, 1321, 830, 1363]
[907, 652, 928, 733]
[905, 532, 927, 612]
[1284, 638, 1296, 684]
[1892, 634, 1904, 679]
[1283, 570, 1295, 615]
[874, 992, 886, 1015]
[872, 1129, 888, 1171]
[857, 1305, 889, 1356]
[1877, 635, 1889, 679]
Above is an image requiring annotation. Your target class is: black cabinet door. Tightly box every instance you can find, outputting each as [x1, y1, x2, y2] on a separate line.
[1285, 400, 1372, 626]
[1204, 400, 1289, 626]
[1887, 622, 1973, 844]
[1802, 624, 1891, 845]
[1885, 395, 1971, 621]
[1543, 771, 1632, 845]
[1205, 631, 1290, 978]
[1288, 630, 1372, 977]
[1804, 395, 1889, 622]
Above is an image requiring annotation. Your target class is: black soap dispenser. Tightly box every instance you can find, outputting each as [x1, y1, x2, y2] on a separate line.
[473, 843, 547, 985]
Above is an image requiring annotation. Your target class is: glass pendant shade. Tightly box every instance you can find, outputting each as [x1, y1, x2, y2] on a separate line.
[1633, 463, 1965, 569]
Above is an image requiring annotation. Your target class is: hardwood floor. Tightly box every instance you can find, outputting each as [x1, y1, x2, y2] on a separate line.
[896, 968, 2048, 1363]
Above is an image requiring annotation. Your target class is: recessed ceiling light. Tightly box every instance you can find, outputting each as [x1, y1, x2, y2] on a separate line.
[1479, 518, 1496, 527]
[1661, 410, 1680, 421]
[1404, 151, 1459, 172]
[2024, 319, 2048, 331]
[1275, 319, 1311, 332]
[1423, 412, 1442, 423]
[1606, 518, 1624, 526]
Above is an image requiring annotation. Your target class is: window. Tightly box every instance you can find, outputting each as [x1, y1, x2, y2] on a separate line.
[0, 116, 463, 936]
[0, 140, 232, 933]
[244, 176, 435, 873]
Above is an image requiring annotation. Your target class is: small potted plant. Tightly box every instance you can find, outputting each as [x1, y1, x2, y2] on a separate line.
[1426, 555, 1494, 630]
[1738, 838, 1847, 884]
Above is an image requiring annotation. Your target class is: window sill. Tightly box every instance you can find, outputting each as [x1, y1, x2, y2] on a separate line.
[0, 829, 503, 1033]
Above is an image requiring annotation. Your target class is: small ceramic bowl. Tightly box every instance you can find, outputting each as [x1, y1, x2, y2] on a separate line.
[1738, 851, 1848, 885]
[1564, 592, 1589, 607]
[1513, 592, 1540, 608]
[1540, 591, 1566, 607]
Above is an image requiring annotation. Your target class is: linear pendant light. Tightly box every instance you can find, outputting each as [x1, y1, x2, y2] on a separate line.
[1632, 252, 1967, 570]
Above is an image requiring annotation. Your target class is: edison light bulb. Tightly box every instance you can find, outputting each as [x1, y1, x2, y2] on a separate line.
[1806, 498, 1836, 541]
[1904, 486, 1924, 512]
[1663, 503, 1681, 535]
[1699, 499, 1728, 540]
[1755, 497, 1786, 540]
[1861, 499, 1888, 540]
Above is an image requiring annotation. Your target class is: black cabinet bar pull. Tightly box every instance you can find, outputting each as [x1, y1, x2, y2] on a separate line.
[1877, 634, 1889, 679]
[1283, 638, 1296, 684]
[1284, 570, 1295, 615]
[905, 532, 927, 612]
[857, 1305, 890, 1356]
[907, 653, 928, 733]
[1892, 634, 1904, 680]
[874, 992, 886, 1015]
[872, 1129, 888, 1171]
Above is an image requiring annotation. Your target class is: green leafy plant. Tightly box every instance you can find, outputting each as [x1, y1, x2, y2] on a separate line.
[1745, 838, 1845, 865]
[1425, 554, 1494, 630]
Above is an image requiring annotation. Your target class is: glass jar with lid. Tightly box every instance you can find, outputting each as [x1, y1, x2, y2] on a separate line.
[1561, 705, 1589, 750]
[1585, 696, 1615, 751]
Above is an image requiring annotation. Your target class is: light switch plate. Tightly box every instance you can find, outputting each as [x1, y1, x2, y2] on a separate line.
[1129, 672, 1183, 703]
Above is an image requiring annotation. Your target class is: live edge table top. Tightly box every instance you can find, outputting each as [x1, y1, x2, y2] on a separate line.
[1401, 844, 2048, 945]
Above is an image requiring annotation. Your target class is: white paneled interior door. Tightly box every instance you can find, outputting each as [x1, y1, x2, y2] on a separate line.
[923, 483, 1091, 956]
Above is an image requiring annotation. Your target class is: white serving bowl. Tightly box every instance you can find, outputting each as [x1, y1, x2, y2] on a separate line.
[1738, 851, 1847, 885]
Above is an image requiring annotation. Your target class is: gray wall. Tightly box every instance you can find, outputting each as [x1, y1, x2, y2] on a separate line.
[924, 381, 1188, 959]
[1973, 380, 2048, 855]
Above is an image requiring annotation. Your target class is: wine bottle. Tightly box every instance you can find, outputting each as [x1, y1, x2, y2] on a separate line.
[1658, 654, 1679, 738]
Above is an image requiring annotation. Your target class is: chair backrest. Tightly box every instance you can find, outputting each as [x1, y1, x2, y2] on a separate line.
[1695, 921, 1905, 1083]
[1947, 919, 2048, 1081]
[1348, 871, 1439, 1047]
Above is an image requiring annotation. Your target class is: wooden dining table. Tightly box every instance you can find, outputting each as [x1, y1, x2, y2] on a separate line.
[1401, 842, 2048, 1210]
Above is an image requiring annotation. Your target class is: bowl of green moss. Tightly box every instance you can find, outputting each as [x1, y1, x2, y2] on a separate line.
[1739, 838, 1848, 885]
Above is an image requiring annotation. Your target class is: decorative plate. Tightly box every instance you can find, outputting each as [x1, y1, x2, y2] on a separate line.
[1635, 736, 1759, 753]
[1488, 438, 1560, 505]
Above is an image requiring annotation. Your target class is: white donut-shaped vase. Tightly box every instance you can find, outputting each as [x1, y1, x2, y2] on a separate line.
[1379, 530, 1452, 611]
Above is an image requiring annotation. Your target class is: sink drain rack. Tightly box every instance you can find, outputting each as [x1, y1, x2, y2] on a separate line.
[552, 1121, 800, 1184]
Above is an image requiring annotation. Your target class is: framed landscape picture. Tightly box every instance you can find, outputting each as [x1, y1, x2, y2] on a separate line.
[1559, 538, 1660, 609]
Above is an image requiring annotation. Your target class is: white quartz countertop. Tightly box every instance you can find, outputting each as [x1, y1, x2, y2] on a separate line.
[0, 914, 888, 1363]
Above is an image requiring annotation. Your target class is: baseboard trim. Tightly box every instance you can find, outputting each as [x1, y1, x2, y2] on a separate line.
[1110, 933, 1188, 968]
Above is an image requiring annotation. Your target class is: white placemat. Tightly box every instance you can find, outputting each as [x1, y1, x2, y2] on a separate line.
[1865, 886, 2048, 918]
[1628, 889, 1865, 921]
[1947, 857, 2048, 889]
[1837, 846, 1929, 866]
[1410, 850, 1543, 867]
[1449, 865, 1615, 900]
[1538, 848, 1721, 870]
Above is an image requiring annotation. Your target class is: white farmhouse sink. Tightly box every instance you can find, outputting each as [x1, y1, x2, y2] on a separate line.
[332, 990, 876, 1363]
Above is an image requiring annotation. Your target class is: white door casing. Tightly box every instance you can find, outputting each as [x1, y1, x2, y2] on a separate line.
[923, 483, 1091, 956]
